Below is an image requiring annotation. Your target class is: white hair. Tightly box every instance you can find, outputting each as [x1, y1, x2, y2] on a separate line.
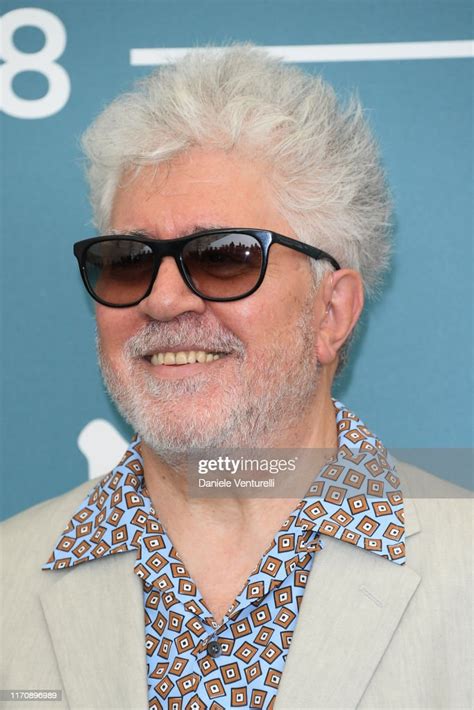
[81, 43, 393, 374]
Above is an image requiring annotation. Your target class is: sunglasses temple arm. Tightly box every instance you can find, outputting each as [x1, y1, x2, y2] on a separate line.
[273, 234, 341, 271]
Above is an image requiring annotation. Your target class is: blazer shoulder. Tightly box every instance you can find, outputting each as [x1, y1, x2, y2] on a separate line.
[393, 456, 472, 499]
[0, 476, 104, 570]
[394, 457, 472, 571]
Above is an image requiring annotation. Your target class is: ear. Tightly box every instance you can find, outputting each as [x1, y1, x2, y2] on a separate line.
[315, 269, 364, 365]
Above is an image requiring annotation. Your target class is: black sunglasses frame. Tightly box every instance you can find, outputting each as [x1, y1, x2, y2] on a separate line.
[73, 228, 341, 307]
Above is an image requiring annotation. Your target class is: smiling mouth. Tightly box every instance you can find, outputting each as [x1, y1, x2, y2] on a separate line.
[145, 350, 227, 366]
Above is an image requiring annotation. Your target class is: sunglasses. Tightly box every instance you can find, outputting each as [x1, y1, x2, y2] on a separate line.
[73, 228, 341, 307]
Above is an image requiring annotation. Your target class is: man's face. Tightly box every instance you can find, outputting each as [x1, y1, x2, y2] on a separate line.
[96, 148, 323, 456]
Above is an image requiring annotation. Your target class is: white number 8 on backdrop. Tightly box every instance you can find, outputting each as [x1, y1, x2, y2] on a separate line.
[0, 7, 70, 119]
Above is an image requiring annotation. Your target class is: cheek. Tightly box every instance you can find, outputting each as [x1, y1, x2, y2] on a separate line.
[96, 307, 136, 358]
[212, 290, 302, 343]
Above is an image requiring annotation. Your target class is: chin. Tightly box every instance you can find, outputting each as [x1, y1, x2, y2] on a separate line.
[111, 385, 237, 452]
[137, 417, 234, 460]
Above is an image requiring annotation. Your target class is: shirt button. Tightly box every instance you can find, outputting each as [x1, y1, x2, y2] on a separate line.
[207, 640, 221, 658]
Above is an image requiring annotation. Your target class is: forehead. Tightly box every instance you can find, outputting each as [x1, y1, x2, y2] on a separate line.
[110, 148, 294, 238]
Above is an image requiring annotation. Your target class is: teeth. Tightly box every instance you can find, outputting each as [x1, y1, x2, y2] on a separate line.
[150, 350, 223, 366]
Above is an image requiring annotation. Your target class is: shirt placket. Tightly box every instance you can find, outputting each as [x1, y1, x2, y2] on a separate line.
[138, 518, 228, 705]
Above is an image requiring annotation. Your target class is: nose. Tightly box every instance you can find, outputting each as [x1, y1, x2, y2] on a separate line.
[137, 256, 206, 321]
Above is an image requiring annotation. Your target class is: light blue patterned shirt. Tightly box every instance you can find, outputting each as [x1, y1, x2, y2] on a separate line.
[43, 399, 405, 709]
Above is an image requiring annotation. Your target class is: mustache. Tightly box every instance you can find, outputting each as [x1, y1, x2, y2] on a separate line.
[122, 314, 246, 358]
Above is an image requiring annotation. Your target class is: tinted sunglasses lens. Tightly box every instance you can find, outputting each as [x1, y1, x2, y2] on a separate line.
[84, 239, 154, 305]
[182, 233, 263, 298]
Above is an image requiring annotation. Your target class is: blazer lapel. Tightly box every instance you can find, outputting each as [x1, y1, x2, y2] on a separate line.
[40, 551, 148, 710]
[275, 497, 421, 709]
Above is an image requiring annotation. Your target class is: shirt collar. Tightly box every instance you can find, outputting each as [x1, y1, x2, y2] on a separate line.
[292, 400, 405, 562]
[43, 398, 405, 572]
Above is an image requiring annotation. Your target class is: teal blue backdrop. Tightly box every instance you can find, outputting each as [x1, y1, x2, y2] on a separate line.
[1, 0, 473, 520]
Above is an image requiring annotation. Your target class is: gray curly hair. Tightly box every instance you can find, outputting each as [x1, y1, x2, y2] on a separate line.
[81, 43, 392, 376]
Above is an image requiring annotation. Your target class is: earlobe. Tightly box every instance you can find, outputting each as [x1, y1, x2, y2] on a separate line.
[315, 269, 364, 365]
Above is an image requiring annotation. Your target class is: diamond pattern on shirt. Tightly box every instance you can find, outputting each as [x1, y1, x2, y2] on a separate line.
[43, 399, 405, 708]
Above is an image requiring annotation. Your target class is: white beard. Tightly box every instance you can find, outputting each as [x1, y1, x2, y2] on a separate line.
[97, 296, 321, 465]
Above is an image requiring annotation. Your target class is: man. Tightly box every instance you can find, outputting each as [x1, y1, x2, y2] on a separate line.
[1, 44, 471, 709]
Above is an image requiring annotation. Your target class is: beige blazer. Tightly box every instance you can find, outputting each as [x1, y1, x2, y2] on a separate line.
[1, 460, 472, 710]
